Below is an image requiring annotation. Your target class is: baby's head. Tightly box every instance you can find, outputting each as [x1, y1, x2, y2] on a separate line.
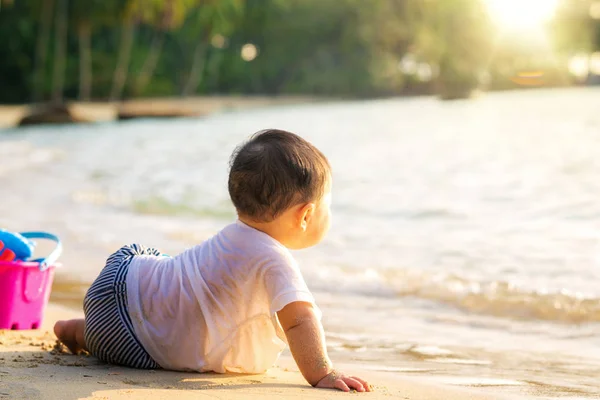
[228, 129, 332, 249]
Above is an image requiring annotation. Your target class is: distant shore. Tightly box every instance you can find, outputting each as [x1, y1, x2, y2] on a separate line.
[0, 95, 325, 129]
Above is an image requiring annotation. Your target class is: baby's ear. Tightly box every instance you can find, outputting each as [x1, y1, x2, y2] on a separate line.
[299, 203, 316, 231]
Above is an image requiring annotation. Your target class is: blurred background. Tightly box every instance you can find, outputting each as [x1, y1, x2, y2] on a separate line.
[0, 0, 598, 106]
[1, 1, 600, 398]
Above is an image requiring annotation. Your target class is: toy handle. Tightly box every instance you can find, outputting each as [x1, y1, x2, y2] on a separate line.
[20, 232, 62, 271]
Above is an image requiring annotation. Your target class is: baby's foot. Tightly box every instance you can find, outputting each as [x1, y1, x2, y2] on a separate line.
[53, 320, 85, 355]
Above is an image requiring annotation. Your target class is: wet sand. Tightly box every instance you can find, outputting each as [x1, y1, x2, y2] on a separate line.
[0, 304, 506, 400]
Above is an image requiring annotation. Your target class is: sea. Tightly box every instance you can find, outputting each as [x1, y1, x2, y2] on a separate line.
[1, 88, 599, 399]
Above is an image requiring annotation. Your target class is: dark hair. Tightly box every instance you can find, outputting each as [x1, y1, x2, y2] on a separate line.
[228, 129, 331, 222]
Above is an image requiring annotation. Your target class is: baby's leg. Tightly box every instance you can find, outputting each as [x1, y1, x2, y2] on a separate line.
[54, 319, 87, 355]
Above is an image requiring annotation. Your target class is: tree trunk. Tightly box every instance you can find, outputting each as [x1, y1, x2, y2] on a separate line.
[51, 0, 68, 105]
[33, 0, 55, 103]
[134, 31, 165, 96]
[78, 22, 92, 101]
[110, 21, 136, 102]
[206, 50, 223, 93]
[181, 40, 209, 97]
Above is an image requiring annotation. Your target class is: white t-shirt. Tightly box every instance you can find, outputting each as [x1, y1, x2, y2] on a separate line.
[125, 220, 319, 373]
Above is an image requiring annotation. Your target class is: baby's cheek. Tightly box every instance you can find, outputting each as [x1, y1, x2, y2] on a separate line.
[324, 212, 332, 232]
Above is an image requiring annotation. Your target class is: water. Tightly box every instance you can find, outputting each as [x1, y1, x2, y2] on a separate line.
[1, 88, 600, 398]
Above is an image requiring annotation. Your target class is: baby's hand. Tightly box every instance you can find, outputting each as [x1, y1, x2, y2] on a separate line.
[315, 370, 371, 392]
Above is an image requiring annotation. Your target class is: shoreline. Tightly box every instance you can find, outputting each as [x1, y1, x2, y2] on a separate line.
[0, 95, 326, 129]
[14, 269, 600, 399]
[2, 87, 598, 129]
[0, 303, 508, 400]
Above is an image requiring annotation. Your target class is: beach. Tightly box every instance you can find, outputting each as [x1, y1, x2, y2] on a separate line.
[1, 88, 600, 399]
[0, 304, 506, 400]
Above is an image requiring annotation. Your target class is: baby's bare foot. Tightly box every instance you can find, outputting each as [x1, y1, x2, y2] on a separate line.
[53, 320, 85, 355]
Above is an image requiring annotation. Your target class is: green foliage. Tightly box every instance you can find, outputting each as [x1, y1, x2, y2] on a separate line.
[0, 0, 598, 103]
[551, 0, 596, 53]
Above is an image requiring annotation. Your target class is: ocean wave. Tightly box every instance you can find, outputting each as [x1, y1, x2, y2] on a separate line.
[0, 140, 60, 177]
[71, 189, 236, 220]
[307, 266, 600, 324]
[131, 197, 235, 219]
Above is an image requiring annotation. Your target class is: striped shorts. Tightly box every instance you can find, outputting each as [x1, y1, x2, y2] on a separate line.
[83, 244, 161, 369]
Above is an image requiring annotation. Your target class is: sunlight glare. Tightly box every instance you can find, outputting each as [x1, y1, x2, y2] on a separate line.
[484, 0, 559, 32]
[568, 54, 590, 78]
[591, 2, 600, 20]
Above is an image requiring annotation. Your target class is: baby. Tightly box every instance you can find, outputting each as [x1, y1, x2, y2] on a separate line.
[54, 129, 370, 392]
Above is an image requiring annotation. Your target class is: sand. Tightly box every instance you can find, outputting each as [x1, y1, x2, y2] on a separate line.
[0, 304, 508, 400]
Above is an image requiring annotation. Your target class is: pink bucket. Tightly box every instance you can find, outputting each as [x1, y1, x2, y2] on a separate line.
[0, 231, 62, 330]
[0, 260, 59, 330]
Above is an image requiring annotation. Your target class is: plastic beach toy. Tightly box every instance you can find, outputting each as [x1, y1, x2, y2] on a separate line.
[0, 241, 16, 262]
[0, 230, 62, 330]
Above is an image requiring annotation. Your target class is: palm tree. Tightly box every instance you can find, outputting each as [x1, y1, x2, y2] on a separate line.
[51, 0, 68, 104]
[70, 1, 100, 101]
[109, 0, 140, 101]
[32, 0, 55, 103]
[181, 0, 244, 96]
[134, 0, 195, 95]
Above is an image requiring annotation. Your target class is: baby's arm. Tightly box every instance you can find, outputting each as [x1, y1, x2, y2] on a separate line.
[277, 302, 371, 392]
